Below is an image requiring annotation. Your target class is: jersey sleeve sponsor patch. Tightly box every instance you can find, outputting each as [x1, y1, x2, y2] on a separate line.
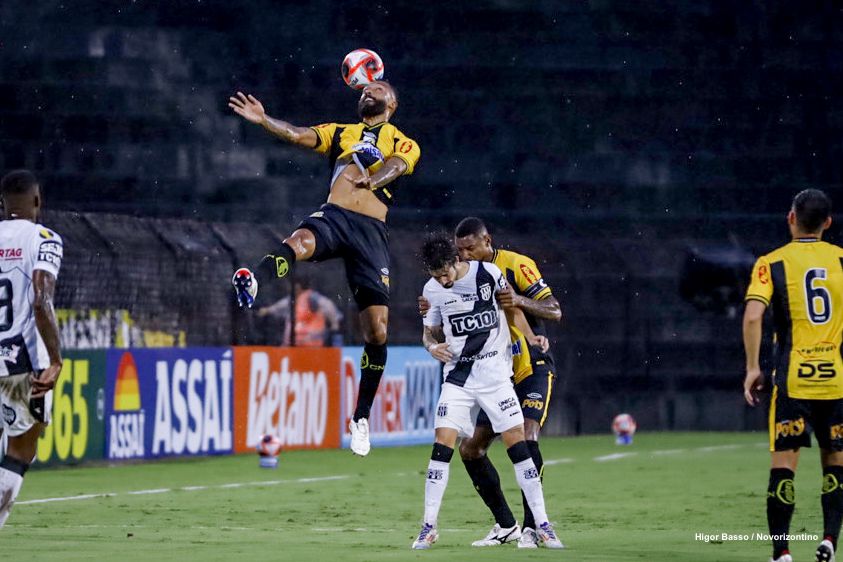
[745, 256, 773, 304]
[391, 128, 420, 175]
[36, 239, 63, 272]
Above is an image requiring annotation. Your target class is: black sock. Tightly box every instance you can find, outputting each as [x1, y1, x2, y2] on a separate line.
[463, 456, 517, 528]
[353, 342, 387, 421]
[822, 465, 843, 549]
[768, 468, 796, 559]
[507, 441, 531, 464]
[256, 243, 296, 281]
[431, 442, 454, 462]
[0, 455, 29, 476]
[521, 440, 543, 530]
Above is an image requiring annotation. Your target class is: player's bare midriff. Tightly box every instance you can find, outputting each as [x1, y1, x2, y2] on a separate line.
[327, 163, 389, 222]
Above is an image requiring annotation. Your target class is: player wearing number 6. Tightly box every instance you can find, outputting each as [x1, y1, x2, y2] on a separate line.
[743, 189, 843, 562]
[0, 170, 63, 529]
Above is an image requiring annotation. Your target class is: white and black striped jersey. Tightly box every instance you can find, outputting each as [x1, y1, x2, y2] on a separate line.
[423, 261, 512, 390]
[0, 219, 62, 376]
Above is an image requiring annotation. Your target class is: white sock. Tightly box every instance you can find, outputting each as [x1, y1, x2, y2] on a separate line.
[513, 458, 549, 526]
[423, 460, 450, 526]
[0, 466, 24, 528]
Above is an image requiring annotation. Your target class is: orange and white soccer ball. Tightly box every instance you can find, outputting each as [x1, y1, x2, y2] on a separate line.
[257, 434, 282, 468]
[342, 49, 384, 90]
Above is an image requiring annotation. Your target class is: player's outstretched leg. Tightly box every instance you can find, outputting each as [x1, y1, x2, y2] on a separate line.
[412, 441, 453, 549]
[0, 423, 41, 529]
[818, 462, 843, 562]
[349, 305, 388, 456]
[460, 425, 521, 546]
[767, 467, 796, 561]
[519, 420, 546, 548]
[0, 455, 25, 528]
[500, 425, 563, 550]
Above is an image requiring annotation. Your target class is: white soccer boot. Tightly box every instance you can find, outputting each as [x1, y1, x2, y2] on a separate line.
[536, 521, 565, 549]
[517, 526, 538, 548]
[411, 523, 438, 549]
[817, 539, 836, 562]
[349, 418, 371, 456]
[769, 554, 793, 562]
[471, 523, 521, 546]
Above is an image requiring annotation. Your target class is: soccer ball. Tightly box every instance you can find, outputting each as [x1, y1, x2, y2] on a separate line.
[612, 413, 637, 445]
[256, 434, 282, 468]
[341, 49, 384, 90]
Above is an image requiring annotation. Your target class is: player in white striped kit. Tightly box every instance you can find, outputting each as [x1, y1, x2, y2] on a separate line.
[411, 232, 563, 549]
[0, 170, 63, 529]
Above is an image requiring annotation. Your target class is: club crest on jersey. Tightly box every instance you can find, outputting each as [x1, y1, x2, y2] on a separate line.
[39, 228, 55, 239]
[479, 283, 492, 302]
[1, 404, 15, 425]
[437, 402, 448, 417]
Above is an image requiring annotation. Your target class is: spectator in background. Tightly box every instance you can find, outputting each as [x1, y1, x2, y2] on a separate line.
[257, 277, 343, 347]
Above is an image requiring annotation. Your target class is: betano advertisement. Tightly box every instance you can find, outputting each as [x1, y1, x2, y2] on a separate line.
[341, 346, 441, 448]
[232, 347, 341, 452]
[27, 345, 439, 466]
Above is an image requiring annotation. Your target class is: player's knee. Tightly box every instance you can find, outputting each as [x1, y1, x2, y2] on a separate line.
[459, 439, 487, 461]
[523, 419, 541, 441]
[363, 324, 388, 345]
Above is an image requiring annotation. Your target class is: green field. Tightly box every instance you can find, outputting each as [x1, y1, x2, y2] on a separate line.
[1, 432, 831, 561]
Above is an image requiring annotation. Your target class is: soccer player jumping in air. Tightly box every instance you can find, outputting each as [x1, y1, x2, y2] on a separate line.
[744, 190, 843, 562]
[412, 232, 563, 550]
[0, 170, 64, 529]
[228, 81, 420, 456]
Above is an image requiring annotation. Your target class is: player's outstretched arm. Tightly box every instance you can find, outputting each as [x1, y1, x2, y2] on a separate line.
[228, 92, 317, 148]
[514, 294, 563, 324]
[31, 270, 62, 398]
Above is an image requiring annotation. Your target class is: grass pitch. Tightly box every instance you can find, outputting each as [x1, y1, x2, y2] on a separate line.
[1, 432, 828, 561]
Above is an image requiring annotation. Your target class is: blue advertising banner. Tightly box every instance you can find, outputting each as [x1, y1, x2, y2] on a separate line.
[105, 348, 234, 460]
[341, 346, 441, 448]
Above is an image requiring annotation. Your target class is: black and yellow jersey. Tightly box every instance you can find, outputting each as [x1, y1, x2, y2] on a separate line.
[492, 248, 554, 384]
[746, 238, 843, 400]
[310, 121, 420, 205]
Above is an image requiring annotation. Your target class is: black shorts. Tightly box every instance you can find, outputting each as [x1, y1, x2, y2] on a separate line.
[477, 354, 556, 428]
[297, 203, 390, 309]
[769, 385, 843, 452]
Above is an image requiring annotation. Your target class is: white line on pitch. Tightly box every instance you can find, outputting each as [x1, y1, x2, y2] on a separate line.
[544, 458, 575, 466]
[651, 448, 686, 456]
[16, 475, 350, 506]
[594, 452, 638, 462]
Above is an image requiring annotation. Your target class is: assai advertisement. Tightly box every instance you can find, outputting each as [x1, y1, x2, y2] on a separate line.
[105, 348, 233, 460]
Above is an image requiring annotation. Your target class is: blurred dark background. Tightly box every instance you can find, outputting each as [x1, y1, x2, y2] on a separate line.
[1, 0, 841, 434]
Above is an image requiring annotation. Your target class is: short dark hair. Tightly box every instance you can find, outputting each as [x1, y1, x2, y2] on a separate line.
[1, 169, 38, 196]
[421, 232, 458, 271]
[793, 189, 831, 233]
[455, 217, 487, 238]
